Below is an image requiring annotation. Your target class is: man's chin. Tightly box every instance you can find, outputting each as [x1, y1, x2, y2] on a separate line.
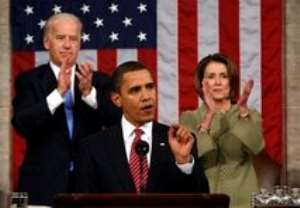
[59, 57, 76, 65]
[141, 115, 155, 123]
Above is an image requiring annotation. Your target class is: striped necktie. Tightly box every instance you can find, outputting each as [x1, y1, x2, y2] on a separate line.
[129, 128, 149, 193]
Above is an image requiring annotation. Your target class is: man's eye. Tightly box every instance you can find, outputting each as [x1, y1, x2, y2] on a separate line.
[146, 83, 154, 89]
[71, 37, 79, 42]
[129, 87, 140, 94]
[132, 88, 139, 93]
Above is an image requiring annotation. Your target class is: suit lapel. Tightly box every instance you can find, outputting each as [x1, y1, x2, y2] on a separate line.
[72, 67, 81, 141]
[148, 122, 170, 190]
[106, 124, 136, 192]
[73, 66, 81, 105]
[38, 64, 57, 95]
[38, 64, 70, 141]
[150, 122, 169, 166]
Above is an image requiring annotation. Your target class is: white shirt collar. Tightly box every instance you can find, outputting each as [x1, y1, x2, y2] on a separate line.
[121, 115, 153, 164]
[121, 116, 152, 140]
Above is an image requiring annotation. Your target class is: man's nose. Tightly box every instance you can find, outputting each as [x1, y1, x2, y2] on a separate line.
[141, 88, 151, 100]
[63, 38, 71, 48]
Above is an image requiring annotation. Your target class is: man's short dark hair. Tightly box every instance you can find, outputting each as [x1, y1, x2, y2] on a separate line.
[111, 61, 148, 92]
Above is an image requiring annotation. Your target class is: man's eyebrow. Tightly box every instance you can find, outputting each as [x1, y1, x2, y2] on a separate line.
[128, 85, 142, 92]
[145, 82, 154, 87]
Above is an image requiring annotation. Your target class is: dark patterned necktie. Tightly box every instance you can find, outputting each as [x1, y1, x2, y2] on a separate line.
[129, 128, 149, 193]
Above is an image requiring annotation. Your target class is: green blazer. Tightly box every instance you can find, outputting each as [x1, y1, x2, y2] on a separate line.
[180, 104, 265, 208]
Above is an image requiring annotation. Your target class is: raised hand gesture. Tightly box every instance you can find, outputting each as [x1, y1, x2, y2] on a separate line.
[168, 125, 194, 164]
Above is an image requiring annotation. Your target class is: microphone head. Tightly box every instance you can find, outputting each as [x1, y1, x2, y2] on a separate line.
[135, 140, 149, 156]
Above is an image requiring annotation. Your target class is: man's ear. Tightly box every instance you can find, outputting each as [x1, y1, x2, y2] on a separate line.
[43, 37, 50, 50]
[111, 92, 122, 108]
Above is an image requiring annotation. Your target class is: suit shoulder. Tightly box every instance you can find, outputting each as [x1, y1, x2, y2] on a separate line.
[181, 109, 200, 119]
[92, 70, 111, 82]
[81, 124, 120, 146]
[15, 64, 49, 80]
[96, 70, 110, 78]
[92, 70, 113, 90]
[154, 122, 169, 132]
[14, 65, 50, 90]
[180, 108, 202, 126]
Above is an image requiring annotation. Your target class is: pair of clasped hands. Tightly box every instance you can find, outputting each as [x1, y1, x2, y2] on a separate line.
[57, 58, 94, 97]
[198, 79, 254, 132]
[168, 80, 255, 164]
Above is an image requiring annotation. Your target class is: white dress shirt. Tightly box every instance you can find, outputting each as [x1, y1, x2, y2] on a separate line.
[46, 61, 98, 114]
[122, 116, 153, 166]
[121, 116, 194, 174]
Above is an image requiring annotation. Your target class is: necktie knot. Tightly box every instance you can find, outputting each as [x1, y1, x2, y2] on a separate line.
[134, 128, 144, 137]
[132, 128, 144, 147]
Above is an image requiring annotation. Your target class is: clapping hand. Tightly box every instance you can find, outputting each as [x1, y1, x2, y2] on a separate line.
[57, 58, 72, 96]
[76, 61, 93, 96]
[237, 80, 254, 117]
[202, 80, 219, 113]
[196, 80, 217, 131]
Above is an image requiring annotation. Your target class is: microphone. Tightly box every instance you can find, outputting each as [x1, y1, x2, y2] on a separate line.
[135, 140, 149, 156]
[135, 140, 149, 193]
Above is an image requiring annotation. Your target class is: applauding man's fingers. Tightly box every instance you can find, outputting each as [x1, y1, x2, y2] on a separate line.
[76, 61, 93, 96]
[58, 57, 72, 96]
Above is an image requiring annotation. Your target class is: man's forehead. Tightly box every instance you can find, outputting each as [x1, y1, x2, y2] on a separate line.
[51, 19, 80, 30]
[121, 70, 153, 87]
[123, 69, 152, 80]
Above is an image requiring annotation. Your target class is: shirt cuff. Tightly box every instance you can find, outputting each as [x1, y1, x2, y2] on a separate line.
[46, 89, 64, 115]
[81, 87, 98, 109]
[176, 156, 194, 175]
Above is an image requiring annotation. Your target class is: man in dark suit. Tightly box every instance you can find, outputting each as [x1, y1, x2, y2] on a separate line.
[76, 61, 209, 193]
[11, 13, 121, 205]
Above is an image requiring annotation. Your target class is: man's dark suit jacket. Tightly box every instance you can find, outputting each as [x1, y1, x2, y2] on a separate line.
[11, 64, 121, 205]
[76, 122, 209, 193]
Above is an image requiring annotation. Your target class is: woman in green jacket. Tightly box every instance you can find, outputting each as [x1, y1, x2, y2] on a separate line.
[180, 53, 265, 208]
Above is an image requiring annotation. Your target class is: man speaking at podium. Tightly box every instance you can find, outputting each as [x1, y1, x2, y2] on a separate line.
[76, 61, 209, 193]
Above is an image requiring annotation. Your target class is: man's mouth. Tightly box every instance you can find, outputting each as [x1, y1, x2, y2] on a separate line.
[141, 104, 153, 112]
[61, 52, 72, 57]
